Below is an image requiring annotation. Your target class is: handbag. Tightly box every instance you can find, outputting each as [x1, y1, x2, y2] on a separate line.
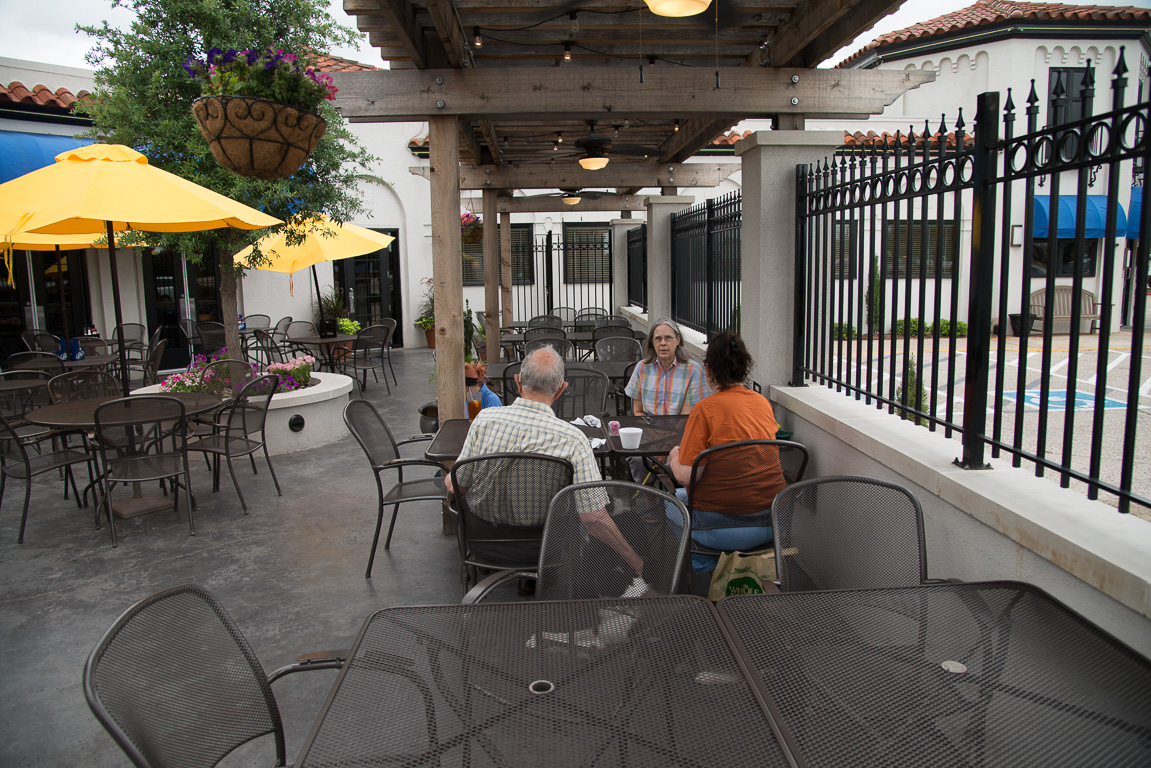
[708, 550, 778, 601]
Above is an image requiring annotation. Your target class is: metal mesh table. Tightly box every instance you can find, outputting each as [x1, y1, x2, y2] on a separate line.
[719, 581, 1151, 768]
[296, 596, 791, 767]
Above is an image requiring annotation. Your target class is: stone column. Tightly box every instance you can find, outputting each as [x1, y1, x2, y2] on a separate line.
[737, 131, 842, 389]
[644, 195, 694, 323]
[610, 218, 639, 313]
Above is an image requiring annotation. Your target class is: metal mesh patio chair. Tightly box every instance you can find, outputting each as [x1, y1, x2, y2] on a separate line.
[178, 318, 200, 354]
[553, 367, 609, 419]
[196, 358, 257, 401]
[552, 306, 576, 324]
[463, 481, 689, 603]
[186, 374, 282, 513]
[48, 370, 121, 403]
[243, 313, 271, 330]
[360, 320, 398, 386]
[21, 329, 59, 352]
[771, 475, 929, 592]
[594, 336, 642, 362]
[675, 439, 809, 589]
[251, 329, 288, 365]
[343, 399, 448, 578]
[592, 324, 635, 344]
[449, 452, 573, 590]
[285, 320, 320, 360]
[527, 314, 563, 329]
[595, 314, 632, 329]
[271, 316, 292, 344]
[92, 396, 194, 546]
[8, 350, 66, 376]
[77, 336, 111, 359]
[332, 336, 386, 392]
[127, 337, 167, 385]
[84, 584, 343, 768]
[0, 412, 89, 543]
[502, 362, 521, 404]
[524, 337, 577, 361]
[196, 321, 226, 357]
[523, 326, 566, 342]
[112, 323, 148, 361]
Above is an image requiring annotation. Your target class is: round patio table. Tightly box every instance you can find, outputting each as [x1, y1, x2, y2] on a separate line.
[24, 391, 221, 430]
[288, 334, 355, 371]
[25, 392, 222, 519]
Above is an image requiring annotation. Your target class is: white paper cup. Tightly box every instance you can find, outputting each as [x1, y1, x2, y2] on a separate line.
[618, 427, 643, 450]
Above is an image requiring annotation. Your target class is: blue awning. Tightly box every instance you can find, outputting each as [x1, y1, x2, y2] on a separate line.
[1032, 195, 1126, 240]
[1128, 187, 1143, 239]
[0, 130, 94, 184]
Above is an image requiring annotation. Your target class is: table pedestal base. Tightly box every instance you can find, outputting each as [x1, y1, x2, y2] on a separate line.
[111, 493, 170, 518]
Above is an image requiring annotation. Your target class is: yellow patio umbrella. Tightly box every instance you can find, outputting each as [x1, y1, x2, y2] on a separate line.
[235, 215, 394, 328]
[0, 143, 281, 395]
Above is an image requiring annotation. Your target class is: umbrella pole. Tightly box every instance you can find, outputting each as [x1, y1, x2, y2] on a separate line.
[312, 264, 326, 332]
[54, 245, 70, 355]
[106, 222, 130, 397]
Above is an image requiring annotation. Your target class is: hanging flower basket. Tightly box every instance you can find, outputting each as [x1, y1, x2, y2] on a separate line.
[462, 228, 483, 244]
[192, 95, 326, 180]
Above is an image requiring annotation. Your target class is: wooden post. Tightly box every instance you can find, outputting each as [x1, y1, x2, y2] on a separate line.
[482, 187, 499, 363]
[500, 210, 513, 329]
[430, 115, 464, 421]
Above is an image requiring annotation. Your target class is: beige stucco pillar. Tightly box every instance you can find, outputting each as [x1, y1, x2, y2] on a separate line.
[737, 131, 842, 389]
[610, 218, 640, 314]
[644, 195, 694, 323]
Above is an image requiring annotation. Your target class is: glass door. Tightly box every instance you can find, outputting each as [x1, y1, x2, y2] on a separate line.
[334, 228, 403, 346]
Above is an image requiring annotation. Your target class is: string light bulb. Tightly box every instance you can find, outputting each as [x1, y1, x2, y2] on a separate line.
[557, 133, 563, 143]
[674, 120, 681, 132]
[569, 13, 579, 35]
[553, 140, 559, 151]
[563, 43, 572, 62]
[472, 27, 483, 48]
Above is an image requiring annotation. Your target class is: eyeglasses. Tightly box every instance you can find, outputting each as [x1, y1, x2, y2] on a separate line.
[653, 335, 677, 343]
[465, 377, 479, 386]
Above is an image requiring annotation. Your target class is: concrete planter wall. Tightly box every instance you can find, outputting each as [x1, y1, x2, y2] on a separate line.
[136, 372, 353, 455]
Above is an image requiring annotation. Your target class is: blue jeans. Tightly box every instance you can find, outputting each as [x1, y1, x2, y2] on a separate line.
[673, 488, 773, 573]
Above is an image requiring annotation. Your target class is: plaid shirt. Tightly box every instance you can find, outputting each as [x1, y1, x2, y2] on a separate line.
[624, 358, 708, 415]
[455, 397, 605, 523]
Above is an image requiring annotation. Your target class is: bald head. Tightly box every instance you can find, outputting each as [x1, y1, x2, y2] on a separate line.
[519, 346, 565, 397]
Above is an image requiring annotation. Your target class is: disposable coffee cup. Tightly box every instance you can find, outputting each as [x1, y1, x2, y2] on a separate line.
[619, 427, 643, 450]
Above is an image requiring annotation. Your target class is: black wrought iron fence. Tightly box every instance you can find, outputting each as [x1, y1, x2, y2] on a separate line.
[795, 53, 1149, 513]
[627, 223, 647, 310]
[510, 230, 614, 320]
[671, 191, 742, 338]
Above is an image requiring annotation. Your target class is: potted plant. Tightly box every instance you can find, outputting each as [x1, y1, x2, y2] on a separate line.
[460, 212, 483, 244]
[184, 46, 336, 179]
[415, 276, 436, 349]
[337, 317, 362, 336]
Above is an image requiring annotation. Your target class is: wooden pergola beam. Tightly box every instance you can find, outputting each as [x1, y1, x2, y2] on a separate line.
[411, 162, 740, 190]
[463, 195, 649, 213]
[333, 67, 934, 121]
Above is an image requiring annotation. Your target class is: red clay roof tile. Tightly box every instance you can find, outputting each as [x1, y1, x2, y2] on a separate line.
[838, 0, 1150, 68]
[0, 81, 91, 110]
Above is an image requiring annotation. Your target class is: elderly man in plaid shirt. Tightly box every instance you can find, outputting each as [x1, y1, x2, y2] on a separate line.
[446, 347, 643, 579]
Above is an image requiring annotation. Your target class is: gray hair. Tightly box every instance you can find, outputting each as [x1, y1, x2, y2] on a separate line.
[643, 317, 689, 364]
[519, 346, 566, 395]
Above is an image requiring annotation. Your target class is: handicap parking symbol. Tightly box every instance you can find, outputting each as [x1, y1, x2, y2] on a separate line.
[1003, 390, 1126, 411]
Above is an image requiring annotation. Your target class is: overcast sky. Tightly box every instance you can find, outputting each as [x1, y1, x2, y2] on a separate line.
[0, 0, 1013, 74]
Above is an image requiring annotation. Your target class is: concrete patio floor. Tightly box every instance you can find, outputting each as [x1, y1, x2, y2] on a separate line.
[0, 347, 467, 766]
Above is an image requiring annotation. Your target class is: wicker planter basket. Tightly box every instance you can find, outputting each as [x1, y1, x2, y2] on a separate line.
[462, 230, 483, 244]
[192, 95, 326, 180]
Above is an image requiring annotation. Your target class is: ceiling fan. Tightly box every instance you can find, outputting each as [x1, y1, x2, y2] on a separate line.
[571, 121, 651, 170]
[522, 189, 609, 205]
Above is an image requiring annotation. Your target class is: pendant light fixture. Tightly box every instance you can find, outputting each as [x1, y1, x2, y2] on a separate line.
[562, 192, 582, 205]
[578, 153, 609, 171]
[643, 0, 712, 17]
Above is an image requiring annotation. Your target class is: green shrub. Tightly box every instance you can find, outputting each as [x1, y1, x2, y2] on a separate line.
[931, 319, 968, 337]
[895, 354, 929, 426]
[892, 318, 923, 338]
[831, 322, 858, 340]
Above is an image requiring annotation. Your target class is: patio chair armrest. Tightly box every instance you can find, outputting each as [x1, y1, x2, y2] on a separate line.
[397, 434, 434, 447]
[266, 650, 347, 683]
[379, 458, 447, 471]
[922, 577, 963, 584]
[462, 570, 536, 604]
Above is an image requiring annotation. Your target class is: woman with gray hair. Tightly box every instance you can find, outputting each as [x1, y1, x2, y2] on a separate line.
[623, 317, 708, 416]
